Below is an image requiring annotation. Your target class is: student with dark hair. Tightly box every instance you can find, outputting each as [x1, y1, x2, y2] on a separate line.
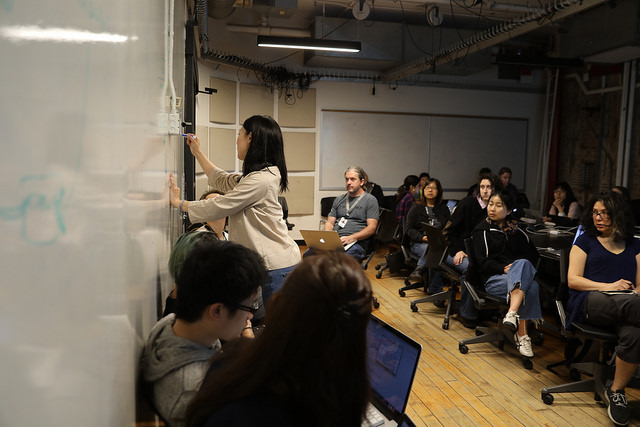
[185, 252, 373, 427]
[471, 191, 541, 357]
[416, 172, 430, 202]
[467, 167, 493, 197]
[141, 239, 268, 427]
[169, 115, 300, 307]
[443, 173, 497, 328]
[395, 174, 419, 223]
[546, 181, 581, 221]
[566, 191, 640, 425]
[405, 178, 451, 292]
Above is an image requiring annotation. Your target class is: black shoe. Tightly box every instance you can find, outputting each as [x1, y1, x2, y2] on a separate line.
[459, 316, 478, 329]
[407, 266, 426, 282]
[606, 387, 629, 426]
[433, 300, 445, 308]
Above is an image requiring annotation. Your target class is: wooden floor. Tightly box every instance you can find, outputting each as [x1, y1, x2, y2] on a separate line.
[364, 249, 640, 427]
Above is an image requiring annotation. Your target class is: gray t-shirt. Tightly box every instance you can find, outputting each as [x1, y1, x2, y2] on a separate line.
[329, 192, 379, 238]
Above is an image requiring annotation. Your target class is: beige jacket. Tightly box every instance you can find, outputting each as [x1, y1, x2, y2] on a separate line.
[188, 166, 300, 270]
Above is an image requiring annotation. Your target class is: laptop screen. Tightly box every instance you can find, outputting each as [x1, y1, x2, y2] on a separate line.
[366, 315, 421, 422]
[572, 224, 585, 246]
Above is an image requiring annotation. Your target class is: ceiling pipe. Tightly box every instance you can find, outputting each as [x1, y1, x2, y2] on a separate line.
[226, 24, 311, 38]
[382, 0, 610, 82]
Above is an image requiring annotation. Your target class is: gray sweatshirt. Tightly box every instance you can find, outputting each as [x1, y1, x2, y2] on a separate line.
[141, 314, 221, 426]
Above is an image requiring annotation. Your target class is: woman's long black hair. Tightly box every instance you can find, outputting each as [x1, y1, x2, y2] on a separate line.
[241, 115, 288, 192]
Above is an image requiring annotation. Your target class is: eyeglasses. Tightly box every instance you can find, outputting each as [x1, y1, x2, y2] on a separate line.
[592, 210, 610, 220]
[425, 186, 438, 190]
[230, 300, 261, 314]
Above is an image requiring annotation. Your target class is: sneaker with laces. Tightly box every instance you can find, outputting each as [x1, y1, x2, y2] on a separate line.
[606, 387, 630, 426]
[514, 333, 533, 358]
[503, 311, 518, 331]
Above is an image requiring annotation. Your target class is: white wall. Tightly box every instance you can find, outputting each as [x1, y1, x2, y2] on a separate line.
[196, 63, 545, 240]
[0, 1, 186, 424]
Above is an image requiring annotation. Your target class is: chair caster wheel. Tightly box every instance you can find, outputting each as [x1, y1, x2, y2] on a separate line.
[398, 289, 405, 297]
[442, 321, 449, 330]
[410, 303, 418, 312]
[459, 343, 468, 354]
[541, 392, 554, 405]
[523, 358, 533, 370]
[376, 272, 382, 279]
[375, 265, 381, 270]
[372, 298, 380, 309]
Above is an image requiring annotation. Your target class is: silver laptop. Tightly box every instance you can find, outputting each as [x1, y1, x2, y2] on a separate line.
[300, 230, 355, 252]
[363, 315, 422, 426]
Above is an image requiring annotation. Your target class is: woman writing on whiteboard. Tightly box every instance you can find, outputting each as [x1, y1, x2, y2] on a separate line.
[169, 115, 300, 308]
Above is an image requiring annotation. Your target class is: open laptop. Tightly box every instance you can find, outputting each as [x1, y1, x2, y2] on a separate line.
[363, 315, 422, 427]
[300, 230, 356, 251]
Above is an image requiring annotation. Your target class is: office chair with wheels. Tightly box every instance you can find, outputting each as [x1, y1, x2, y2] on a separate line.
[319, 196, 336, 230]
[409, 223, 462, 330]
[396, 215, 422, 296]
[457, 238, 537, 370]
[540, 249, 623, 405]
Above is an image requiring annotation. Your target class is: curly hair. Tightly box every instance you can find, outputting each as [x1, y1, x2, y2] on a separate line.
[580, 190, 635, 242]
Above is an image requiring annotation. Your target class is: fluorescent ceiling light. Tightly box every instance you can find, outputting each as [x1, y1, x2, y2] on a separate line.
[0, 25, 136, 44]
[257, 36, 360, 53]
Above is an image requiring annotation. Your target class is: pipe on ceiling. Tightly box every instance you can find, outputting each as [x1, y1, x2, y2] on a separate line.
[226, 24, 311, 38]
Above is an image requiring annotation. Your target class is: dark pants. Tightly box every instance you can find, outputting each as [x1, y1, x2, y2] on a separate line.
[585, 292, 640, 364]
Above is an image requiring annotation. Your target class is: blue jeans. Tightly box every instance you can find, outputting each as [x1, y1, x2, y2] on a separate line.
[484, 259, 542, 321]
[445, 254, 476, 320]
[410, 242, 428, 267]
[263, 264, 297, 309]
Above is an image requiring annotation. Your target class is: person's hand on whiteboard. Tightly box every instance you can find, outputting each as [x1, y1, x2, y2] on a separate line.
[184, 133, 202, 156]
[168, 173, 182, 209]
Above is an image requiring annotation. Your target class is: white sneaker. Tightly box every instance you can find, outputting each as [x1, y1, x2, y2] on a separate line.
[514, 333, 533, 358]
[503, 311, 518, 331]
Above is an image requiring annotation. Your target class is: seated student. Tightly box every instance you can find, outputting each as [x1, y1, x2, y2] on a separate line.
[443, 172, 497, 328]
[566, 191, 640, 426]
[187, 190, 228, 240]
[467, 167, 493, 197]
[363, 171, 385, 208]
[324, 166, 379, 261]
[416, 172, 430, 202]
[185, 252, 373, 427]
[471, 191, 542, 358]
[141, 239, 267, 427]
[545, 181, 581, 224]
[395, 175, 419, 223]
[405, 178, 451, 296]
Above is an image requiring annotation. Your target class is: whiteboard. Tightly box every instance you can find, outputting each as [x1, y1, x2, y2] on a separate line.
[320, 110, 527, 191]
[0, 1, 183, 425]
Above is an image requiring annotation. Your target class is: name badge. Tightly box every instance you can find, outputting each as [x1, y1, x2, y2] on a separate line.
[337, 217, 348, 228]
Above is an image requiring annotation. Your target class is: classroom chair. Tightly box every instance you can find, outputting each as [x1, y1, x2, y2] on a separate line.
[409, 223, 462, 330]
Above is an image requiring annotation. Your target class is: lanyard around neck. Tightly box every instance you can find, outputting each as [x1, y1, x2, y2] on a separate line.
[345, 193, 363, 217]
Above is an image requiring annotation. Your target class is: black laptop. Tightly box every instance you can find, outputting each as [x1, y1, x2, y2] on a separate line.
[363, 315, 422, 426]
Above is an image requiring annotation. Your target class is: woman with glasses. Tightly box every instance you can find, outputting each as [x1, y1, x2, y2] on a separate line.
[141, 239, 267, 427]
[405, 178, 451, 295]
[169, 115, 300, 308]
[186, 252, 373, 427]
[566, 191, 640, 426]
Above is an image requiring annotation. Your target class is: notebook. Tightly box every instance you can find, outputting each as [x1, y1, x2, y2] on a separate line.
[300, 230, 356, 252]
[363, 315, 422, 426]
